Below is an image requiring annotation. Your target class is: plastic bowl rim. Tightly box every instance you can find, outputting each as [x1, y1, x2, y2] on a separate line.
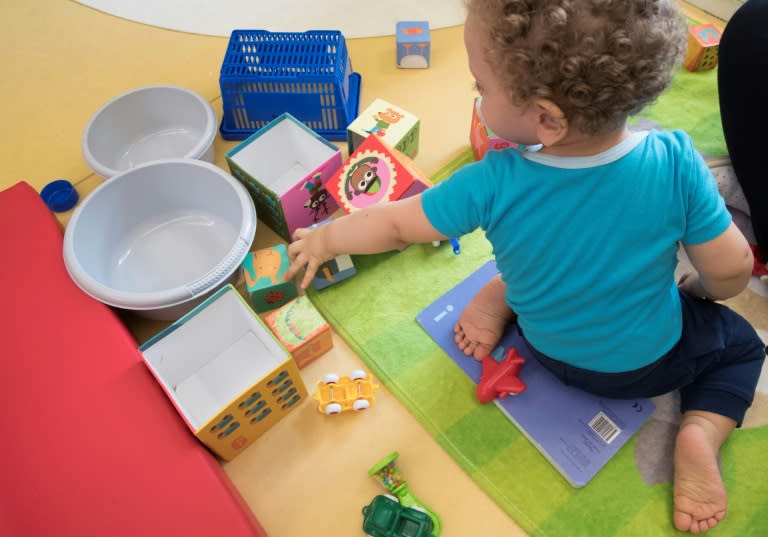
[63, 158, 256, 310]
[81, 84, 217, 178]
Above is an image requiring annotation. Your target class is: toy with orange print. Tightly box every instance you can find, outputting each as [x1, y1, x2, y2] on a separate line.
[241, 244, 298, 313]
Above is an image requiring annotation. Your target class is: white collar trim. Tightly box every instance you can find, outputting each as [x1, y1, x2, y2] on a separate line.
[522, 130, 649, 169]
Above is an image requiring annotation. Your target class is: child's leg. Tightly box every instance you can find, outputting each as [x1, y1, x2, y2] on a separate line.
[454, 273, 516, 359]
[673, 411, 735, 532]
[670, 298, 764, 533]
[523, 292, 764, 532]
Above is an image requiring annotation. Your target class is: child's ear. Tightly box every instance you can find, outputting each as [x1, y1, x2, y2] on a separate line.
[532, 99, 568, 146]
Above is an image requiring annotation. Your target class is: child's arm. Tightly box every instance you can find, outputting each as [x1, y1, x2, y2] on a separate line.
[680, 222, 754, 300]
[286, 194, 447, 288]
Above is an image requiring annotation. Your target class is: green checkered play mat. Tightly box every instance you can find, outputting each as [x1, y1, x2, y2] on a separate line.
[307, 66, 768, 536]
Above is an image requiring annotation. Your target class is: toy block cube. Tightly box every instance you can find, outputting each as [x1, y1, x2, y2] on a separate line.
[328, 134, 428, 214]
[264, 296, 333, 369]
[140, 285, 307, 461]
[308, 218, 357, 290]
[400, 177, 431, 200]
[312, 255, 357, 290]
[685, 23, 721, 72]
[347, 98, 420, 158]
[226, 113, 343, 241]
[470, 97, 520, 160]
[242, 244, 298, 313]
[396, 21, 430, 69]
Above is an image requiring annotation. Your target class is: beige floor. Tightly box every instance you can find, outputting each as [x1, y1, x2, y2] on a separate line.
[0, 2, 730, 536]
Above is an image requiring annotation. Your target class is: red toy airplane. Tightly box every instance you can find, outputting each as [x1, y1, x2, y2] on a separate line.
[476, 347, 527, 404]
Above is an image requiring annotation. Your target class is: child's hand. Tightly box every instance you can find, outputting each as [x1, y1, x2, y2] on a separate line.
[285, 226, 335, 289]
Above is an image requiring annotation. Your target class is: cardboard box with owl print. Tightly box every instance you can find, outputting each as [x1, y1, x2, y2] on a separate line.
[225, 113, 343, 242]
[327, 134, 428, 215]
[346, 98, 420, 159]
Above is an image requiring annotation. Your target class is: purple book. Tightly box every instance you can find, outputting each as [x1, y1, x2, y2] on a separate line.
[416, 260, 655, 487]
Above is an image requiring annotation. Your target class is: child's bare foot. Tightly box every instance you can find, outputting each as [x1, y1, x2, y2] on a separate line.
[454, 274, 515, 360]
[673, 421, 729, 533]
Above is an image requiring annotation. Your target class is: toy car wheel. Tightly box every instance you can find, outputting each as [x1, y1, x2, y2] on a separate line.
[350, 369, 367, 381]
[353, 399, 370, 411]
[324, 403, 343, 415]
[323, 373, 340, 384]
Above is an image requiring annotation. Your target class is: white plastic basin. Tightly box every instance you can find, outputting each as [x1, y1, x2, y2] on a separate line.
[82, 85, 217, 178]
[63, 159, 257, 320]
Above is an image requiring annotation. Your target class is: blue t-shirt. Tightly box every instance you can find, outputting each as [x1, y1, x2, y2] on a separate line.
[422, 130, 731, 372]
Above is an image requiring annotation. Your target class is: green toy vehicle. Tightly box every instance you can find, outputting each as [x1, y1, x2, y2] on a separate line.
[361, 495, 435, 537]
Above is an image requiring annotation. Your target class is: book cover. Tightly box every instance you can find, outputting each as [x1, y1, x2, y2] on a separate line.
[416, 260, 655, 487]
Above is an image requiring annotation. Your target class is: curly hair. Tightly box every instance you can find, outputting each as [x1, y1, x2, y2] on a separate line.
[466, 0, 687, 135]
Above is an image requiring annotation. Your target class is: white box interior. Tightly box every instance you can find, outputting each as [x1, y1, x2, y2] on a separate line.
[141, 289, 289, 430]
[229, 118, 338, 195]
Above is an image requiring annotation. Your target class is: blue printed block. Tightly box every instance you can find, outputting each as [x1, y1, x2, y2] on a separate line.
[396, 21, 430, 69]
[309, 219, 357, 290]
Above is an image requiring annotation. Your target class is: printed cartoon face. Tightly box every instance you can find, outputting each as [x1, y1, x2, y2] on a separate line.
[377, 108, 404, 125]
[254, 249, 281, 279]
[304, 185, 329, 220]
[331, 147, 403, 213]
[346, 158, 380, 198]
[302, 174, 332, 222]
[307, 189, 328, 209]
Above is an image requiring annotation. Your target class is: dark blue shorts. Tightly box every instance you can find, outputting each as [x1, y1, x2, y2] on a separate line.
[525, 291, 766, 425]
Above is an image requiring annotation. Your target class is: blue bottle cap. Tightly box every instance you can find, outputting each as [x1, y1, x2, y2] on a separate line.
[41, 179, 79, 212]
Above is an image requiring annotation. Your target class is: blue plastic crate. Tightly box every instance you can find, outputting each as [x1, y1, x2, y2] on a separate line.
[219, 30, 362, 141]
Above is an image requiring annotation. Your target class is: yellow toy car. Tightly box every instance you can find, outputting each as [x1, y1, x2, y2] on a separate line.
[313, 369, 380, 415]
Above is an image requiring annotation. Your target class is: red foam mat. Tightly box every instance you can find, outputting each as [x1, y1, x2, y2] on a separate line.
[0, 182, 266, 537]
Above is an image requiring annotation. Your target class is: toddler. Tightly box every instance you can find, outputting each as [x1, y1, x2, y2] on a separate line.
[285, 0, 765, 532]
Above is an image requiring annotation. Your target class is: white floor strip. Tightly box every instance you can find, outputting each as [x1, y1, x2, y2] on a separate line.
[75, 0, 466, 38]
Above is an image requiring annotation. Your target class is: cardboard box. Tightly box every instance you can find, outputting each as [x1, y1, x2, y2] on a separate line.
[327, 135, 421, 214]
[470, 97, 520, 160]
[307, 218, 356, 290]
[684, 23, 721, 72]
[396, 21, 430, 69]
[347, 98, 420, 158]
[242, 244, 298, 313]
[264, 296, 333, 369]
[140, 285, 307, 461]
[226, 113, 343, 241]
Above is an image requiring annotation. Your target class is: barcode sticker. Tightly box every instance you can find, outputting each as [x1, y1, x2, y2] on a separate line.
[588, 411, 621, 444]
